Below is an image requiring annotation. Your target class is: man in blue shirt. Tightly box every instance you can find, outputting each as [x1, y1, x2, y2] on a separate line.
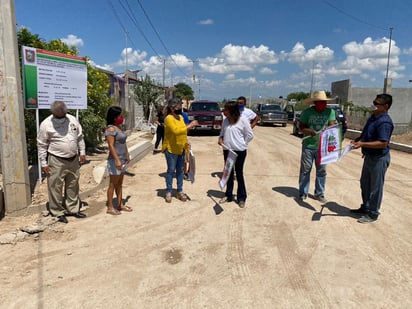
[182, 108, 189, 125]
[350, 94, 394, 223]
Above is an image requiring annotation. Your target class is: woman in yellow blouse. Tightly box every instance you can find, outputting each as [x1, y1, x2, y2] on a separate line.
[162, 98, 198, 203]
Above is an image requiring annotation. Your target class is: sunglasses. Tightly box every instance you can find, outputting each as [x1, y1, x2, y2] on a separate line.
[373, 101, 386, 106]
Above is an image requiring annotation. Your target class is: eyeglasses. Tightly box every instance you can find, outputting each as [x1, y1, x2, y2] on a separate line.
[373, 101, 386, 106]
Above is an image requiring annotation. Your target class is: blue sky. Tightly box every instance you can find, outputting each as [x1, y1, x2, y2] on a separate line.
[14, 0, 412, 101]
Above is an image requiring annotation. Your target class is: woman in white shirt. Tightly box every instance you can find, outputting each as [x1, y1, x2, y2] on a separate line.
[218, 101, 254, 208]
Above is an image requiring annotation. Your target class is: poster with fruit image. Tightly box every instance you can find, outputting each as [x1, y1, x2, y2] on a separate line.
[318, 124, 342, 165]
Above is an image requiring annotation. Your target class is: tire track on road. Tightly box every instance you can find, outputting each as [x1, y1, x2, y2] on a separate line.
[271, 221, 330, 308]
[226, 209, 250, 285]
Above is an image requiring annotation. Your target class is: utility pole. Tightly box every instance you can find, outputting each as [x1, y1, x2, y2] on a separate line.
[162, 58, 166, 104]
[309, 61, 315, 96]
[189, 59, 198, 83]
[124, 32, 129, 109]
[384, 27, 394, 94]
[198, 77, 201, 99]
[189, 59, 198, 99]
[249, 85, 252, 108]
[0, 0, 31, 214]
[162, 58, 165, 88]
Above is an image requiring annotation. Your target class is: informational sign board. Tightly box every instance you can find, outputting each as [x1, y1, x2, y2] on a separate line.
[22, 46, 87, 109]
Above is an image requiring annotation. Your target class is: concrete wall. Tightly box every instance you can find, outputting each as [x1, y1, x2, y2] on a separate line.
[331, 79, 351, 104]
[331, 79, 412, 133]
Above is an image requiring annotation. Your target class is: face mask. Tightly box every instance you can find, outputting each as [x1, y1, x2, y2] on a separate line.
[53, 117, 66, 124]
[174, 109, 182, 115]
[369, 104, 378, 112]
[114, 115, 124, 126]
[314, 102, 327, 113]
[238, 104, 245, 112]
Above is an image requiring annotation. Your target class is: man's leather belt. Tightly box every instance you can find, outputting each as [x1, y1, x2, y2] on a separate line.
[49, 153, 77, 161]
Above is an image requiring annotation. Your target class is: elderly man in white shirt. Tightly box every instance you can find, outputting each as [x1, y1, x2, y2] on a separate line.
[37, 101, 87, 223]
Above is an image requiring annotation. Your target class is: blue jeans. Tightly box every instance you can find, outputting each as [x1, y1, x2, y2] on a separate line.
[164, 149, 185, 193]
[223, 150, 247, 202]
[298, 145, 327, 197]
[360, 152, 390, 219]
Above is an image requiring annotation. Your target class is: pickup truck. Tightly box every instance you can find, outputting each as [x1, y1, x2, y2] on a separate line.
[254, 103, 289, 127]
[187, 100, 223, 135]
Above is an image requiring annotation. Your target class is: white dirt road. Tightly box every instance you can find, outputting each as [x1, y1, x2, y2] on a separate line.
[1, 126, 411, 308]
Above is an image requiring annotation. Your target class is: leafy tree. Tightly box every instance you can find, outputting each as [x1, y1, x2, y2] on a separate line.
[174, 82, 194, 101]
[285, 92, 309, 111]
[17, 27, 111, 163]
[286, 92, 309, 102]
[133, 74, 163, 120]
[80, 67, 113, 148]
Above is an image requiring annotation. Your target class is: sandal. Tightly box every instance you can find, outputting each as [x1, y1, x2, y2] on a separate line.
[176, 192, 188, 202]
[107, 208, 121, 215]
[219, 197, 233, 204]
[165, 192, 172, 203]
[120, 205, 133, 212]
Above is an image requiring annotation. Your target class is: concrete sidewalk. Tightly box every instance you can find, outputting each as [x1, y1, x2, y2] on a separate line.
[92, 130, 153, 185]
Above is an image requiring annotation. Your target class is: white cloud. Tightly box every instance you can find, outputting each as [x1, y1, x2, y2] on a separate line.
[88, 59, 111, 71]
[324, 65, 360, 76]
[198, 44, 279, 74]
[338, 37, 404, 79]
[223, 76, 257, 86]
[101, 35, 408, 100]
[199, 58, 254, 74]
[61, 34, 84, 47]
[403, 47, 412, 55]
[343, 37, 399, 58]
[198, 19, 214, 25]
[225, 73, 236, 80]
[288, 42, 334, 65]
[260, 67, 274, 74]
[282, 37, 406, 84]
[169, 54, 192, 67]
[113, 48, 148, 69]
[140, 55, 166, 78]
[220, 44, 279, 65]
[262, 79, 282, 87]
[387, 70, 404, 79]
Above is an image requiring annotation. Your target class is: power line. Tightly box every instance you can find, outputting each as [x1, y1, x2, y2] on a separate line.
[133, 0, 190, 79]
[323, 1, 388, 31]
[107, 0, 139, 54]
[118, 0, 161, 57]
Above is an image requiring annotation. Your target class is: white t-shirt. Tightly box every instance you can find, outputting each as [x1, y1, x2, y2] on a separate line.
[222, 107, 257, 122]
[241, 107, 257, 122]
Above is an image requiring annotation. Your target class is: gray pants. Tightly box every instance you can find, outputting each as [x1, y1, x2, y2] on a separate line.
[360, 152, 390, 219]
[47, 154, 81, 217]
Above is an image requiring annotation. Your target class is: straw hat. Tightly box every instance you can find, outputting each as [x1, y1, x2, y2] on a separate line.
[303, 91, 337, 104]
